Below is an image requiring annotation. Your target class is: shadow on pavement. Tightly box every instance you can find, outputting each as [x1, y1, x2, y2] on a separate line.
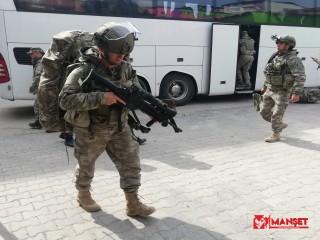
[91, 211, 231, 240]
[0, 222, 19, 240]
[283, 136, 320, 152]
[0, 105, 34, 120]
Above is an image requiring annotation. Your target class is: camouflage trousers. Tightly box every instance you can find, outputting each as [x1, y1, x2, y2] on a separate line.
[236, 55, 254, 84]
[260, 88, 291, 134]
[298, 88, 320, 103]
[33, 95, 39, 118]
[73, 123, 141, 193]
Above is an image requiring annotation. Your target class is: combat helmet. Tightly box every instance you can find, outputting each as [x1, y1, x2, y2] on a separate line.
[271, 34, 296, 48]
[93, 22, 139, 55]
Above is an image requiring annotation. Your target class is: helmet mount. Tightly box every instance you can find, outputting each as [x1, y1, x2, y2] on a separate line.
[271, 34, 296, 48]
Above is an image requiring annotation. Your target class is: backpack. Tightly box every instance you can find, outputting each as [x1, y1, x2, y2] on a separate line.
[38, 30, 95, 132]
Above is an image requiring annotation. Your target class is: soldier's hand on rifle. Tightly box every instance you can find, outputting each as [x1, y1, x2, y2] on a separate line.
[104, 92, 126, 105]
[290, 93, 300, 103]
[261, 86, 267, 94]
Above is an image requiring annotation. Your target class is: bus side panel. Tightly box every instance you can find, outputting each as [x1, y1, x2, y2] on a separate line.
[202, 46, 211, 95]
[256, 25, 320, 90]
[209, 25, 239, 95]
[7, 43, 49, 100]
[0, 10, 14, 100]
[0, 1, 16, 9]
[155, 46, 204, 96]
[130, 46, 156, 95]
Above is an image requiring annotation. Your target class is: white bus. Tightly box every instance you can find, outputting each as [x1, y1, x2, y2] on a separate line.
[1, 0, 320, 105]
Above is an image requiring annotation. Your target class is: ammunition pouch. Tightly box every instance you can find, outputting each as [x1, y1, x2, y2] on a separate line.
[283, 75, 294, 90]
[265, 74, 294, 90]
[265, 75, 283, 86]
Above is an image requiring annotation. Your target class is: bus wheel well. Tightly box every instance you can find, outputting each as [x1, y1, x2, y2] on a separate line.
[159, 72, 196, 106]
[137, 76, 151, 93]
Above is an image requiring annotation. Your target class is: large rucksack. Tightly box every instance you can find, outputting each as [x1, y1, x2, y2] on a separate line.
[38, 30, 95, 132]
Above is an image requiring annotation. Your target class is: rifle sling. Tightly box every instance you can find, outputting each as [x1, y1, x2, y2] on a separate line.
[128, 111, 151, 134]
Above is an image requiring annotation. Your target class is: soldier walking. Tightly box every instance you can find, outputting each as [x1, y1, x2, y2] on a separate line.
[59, 22, 155, 216]
[259, 35, 306, 143]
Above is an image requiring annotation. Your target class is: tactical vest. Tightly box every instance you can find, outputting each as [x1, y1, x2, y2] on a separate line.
[264, 51, 295, 89]
[64, 47, 134, 131]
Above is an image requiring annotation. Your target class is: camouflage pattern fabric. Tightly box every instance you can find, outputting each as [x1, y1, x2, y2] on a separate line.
[59, 46, 141, 192]
[260, 89, 291, 134]
[260, 49, 306, 134]
[29, 59, 44, 117]
[298, 87, 320, 103]
[263, 50, 306, 94]
[38, 31, 94, 132]
[73, 124, 141, 192]
[236, 35, 255, 85]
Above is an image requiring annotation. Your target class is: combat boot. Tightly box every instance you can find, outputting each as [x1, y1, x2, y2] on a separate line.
[264, 133, 280, 143]
[125, 190, 155, 217]
[77, 190, 101, 212]
[281, 123, 288, 130]
[59, 132, 74, 147]
[245, 81, 252, 89]
[252, 93, 262, 111]
[29, 118, 42, 129]
[137, 137, 146, 145]
[65, 133, 74, 147]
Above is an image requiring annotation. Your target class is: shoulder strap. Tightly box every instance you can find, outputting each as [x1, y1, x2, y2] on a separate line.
[267, 51, 279, 63]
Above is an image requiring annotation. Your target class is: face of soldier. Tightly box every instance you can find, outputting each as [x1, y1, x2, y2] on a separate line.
[98, 48, 125, 67]
[241, 33, 248, 38]
[276, 41, 290, 53]
[29, 51, 43, 64]
[107, 52, 125, 66]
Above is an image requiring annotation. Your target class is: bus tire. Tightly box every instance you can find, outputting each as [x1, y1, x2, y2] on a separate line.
[159, 73, 195, 106]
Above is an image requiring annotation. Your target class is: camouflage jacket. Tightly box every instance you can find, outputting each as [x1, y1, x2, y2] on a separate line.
[59, 47, 139, 127]
[239, 37, 255, 56]
[29, 60, 43, 94]
[264, 50, 306, 95]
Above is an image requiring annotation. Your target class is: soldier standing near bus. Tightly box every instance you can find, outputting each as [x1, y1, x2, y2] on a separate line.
[28, 47, 45, 129]
[58, 22, 155, 216]
[259, 35, 306, 143]
[236, 31, 256, 89]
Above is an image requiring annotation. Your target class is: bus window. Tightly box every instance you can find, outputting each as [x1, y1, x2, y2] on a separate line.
[270, 0, 317, 27]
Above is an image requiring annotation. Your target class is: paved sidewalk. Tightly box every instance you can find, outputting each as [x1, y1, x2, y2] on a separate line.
[0, 95, 319, 240]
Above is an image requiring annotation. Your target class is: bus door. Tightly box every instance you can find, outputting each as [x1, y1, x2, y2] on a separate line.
[209, 24, 239, 95]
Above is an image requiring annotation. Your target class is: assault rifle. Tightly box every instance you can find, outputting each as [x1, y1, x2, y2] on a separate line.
[82, 69, 182, 133]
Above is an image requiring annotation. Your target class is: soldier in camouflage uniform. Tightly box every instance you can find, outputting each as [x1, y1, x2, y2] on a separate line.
[297, 57, 320, 103]
[298, 87, 320, 103]
[28, 47, 45, 129]
[59, 22, 155, 216]
[260, 35, 306, 143]
[236, 31, 256, 89]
